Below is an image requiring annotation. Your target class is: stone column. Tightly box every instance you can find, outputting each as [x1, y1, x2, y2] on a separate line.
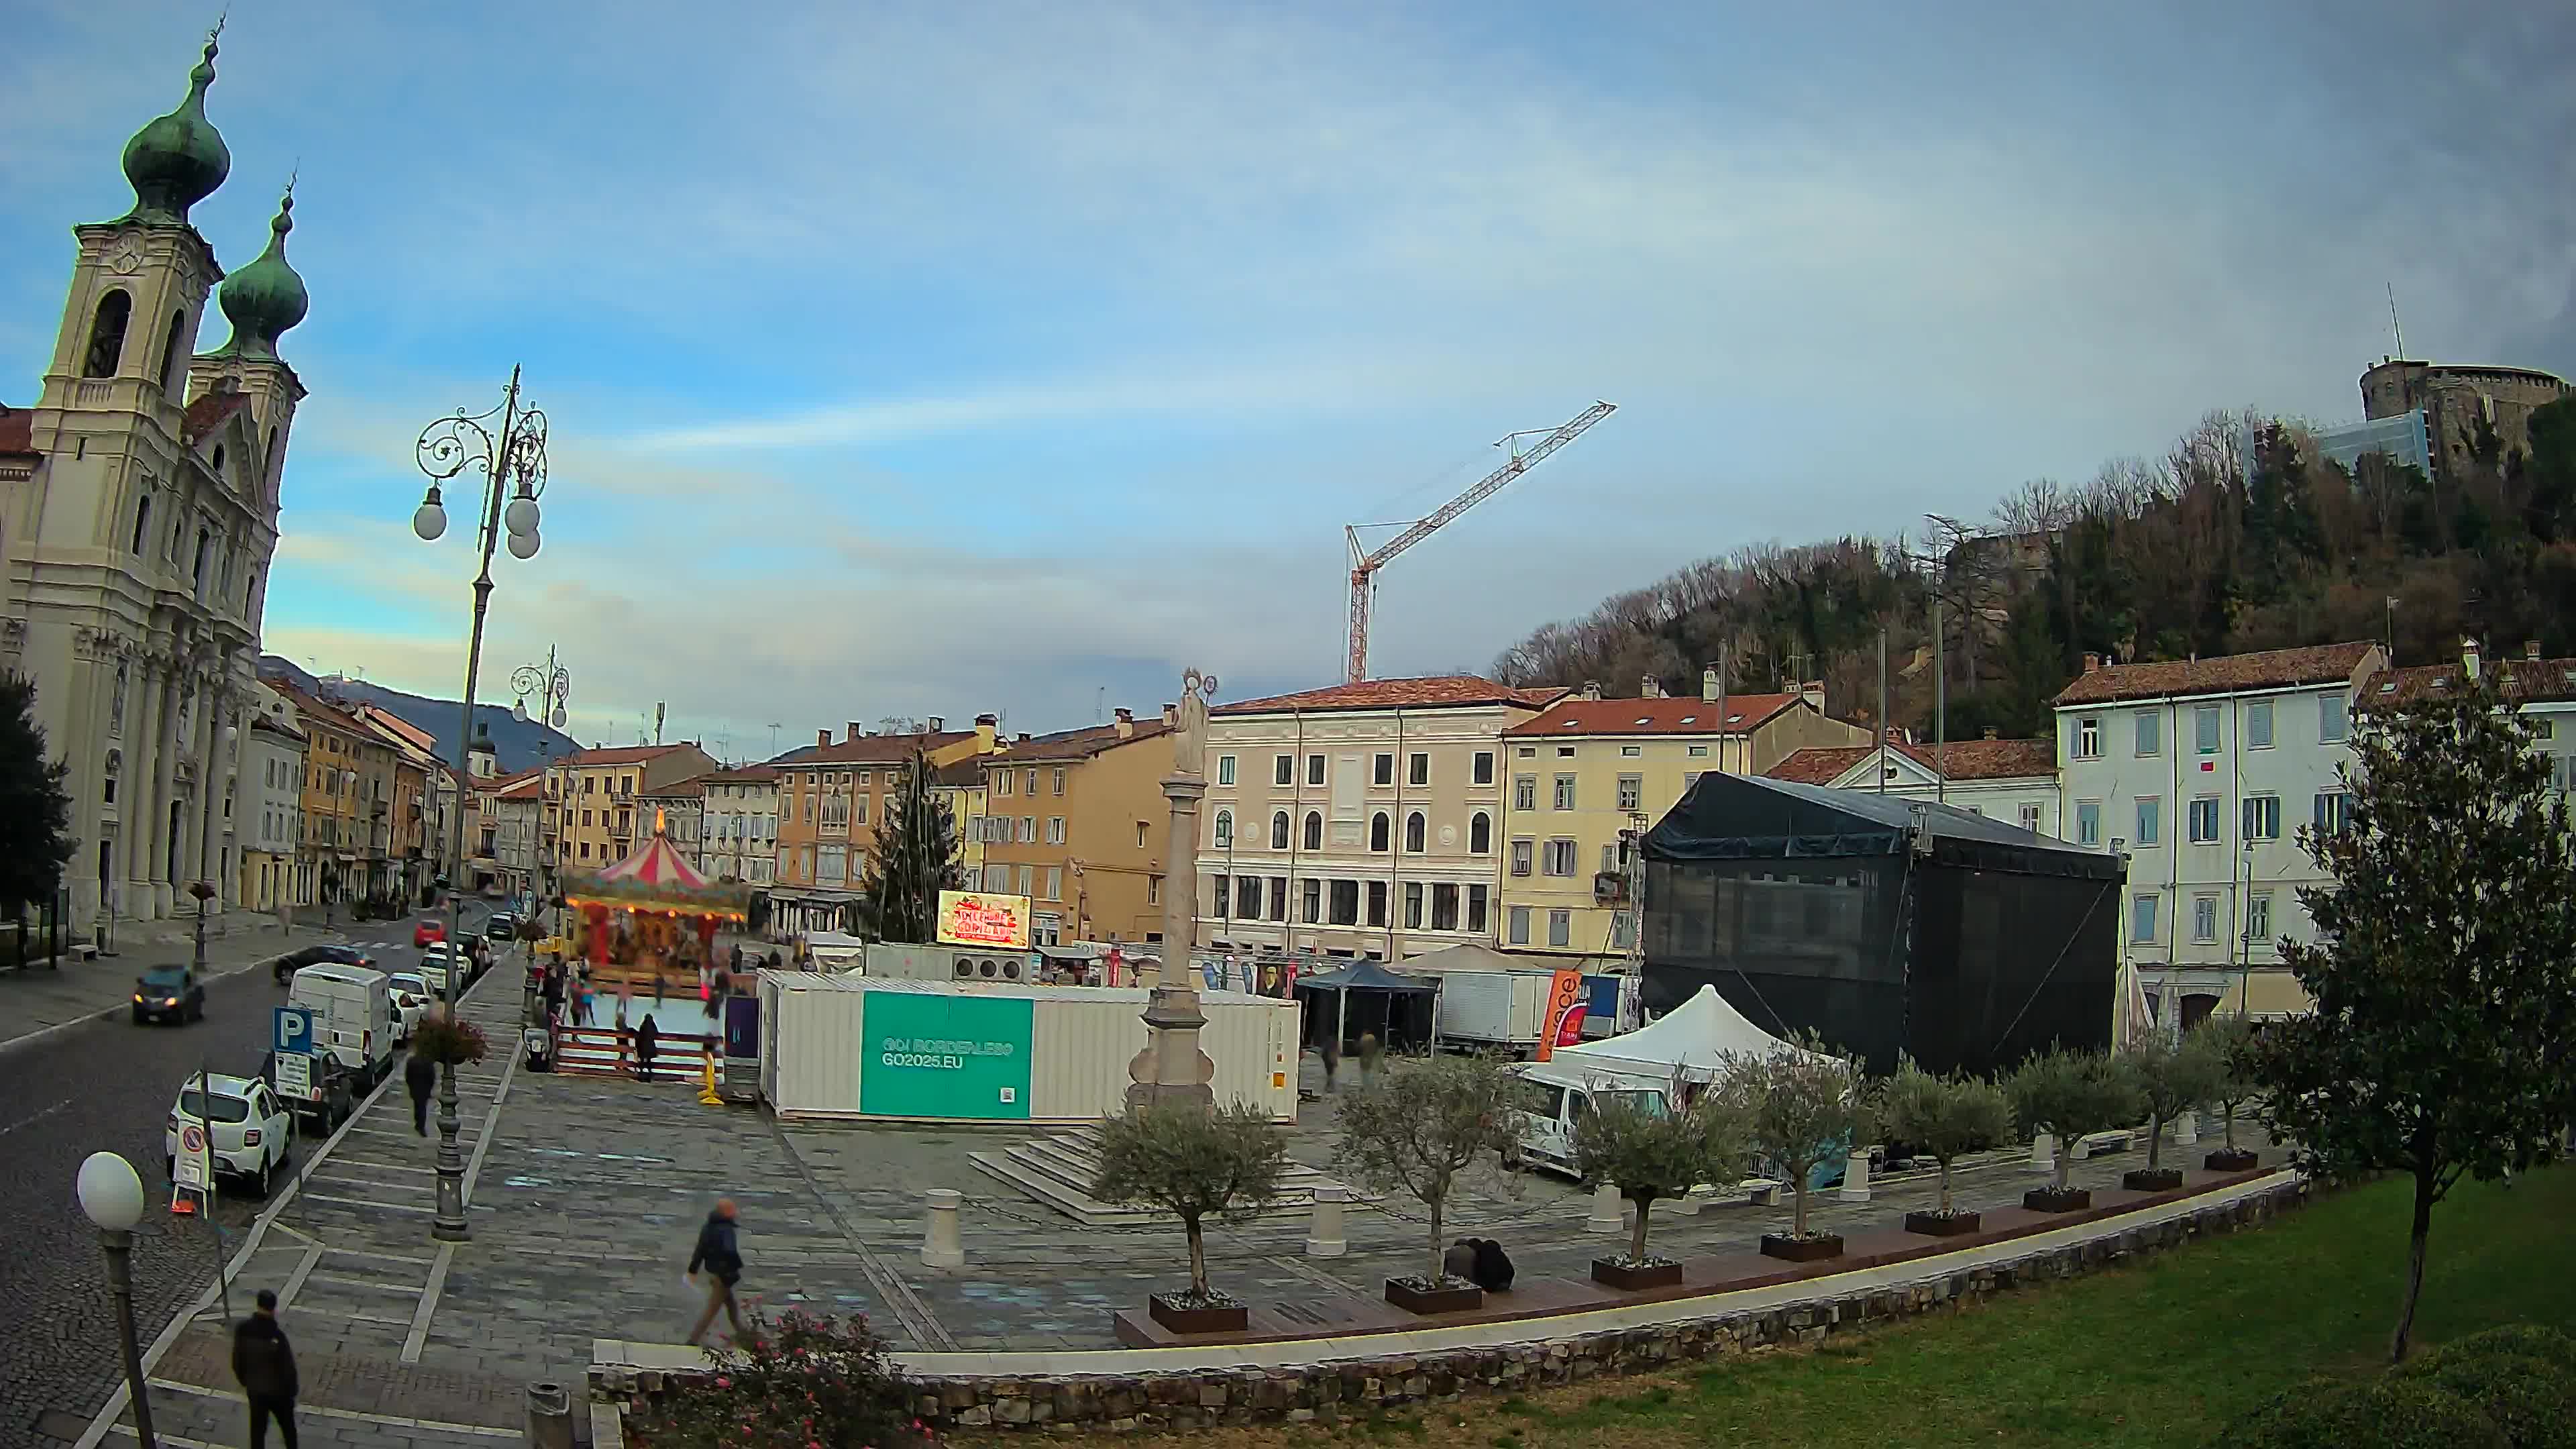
[920, 1189, 964, 1269]
[1158, 764, 1205, 986]
[188, 684, 222, 900]
[147, 664, 182, 918]
[120, 661, 164, 923]
[1124, 667, 1220, 1115]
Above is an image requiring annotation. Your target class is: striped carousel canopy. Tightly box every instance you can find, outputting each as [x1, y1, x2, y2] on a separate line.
[566, 810, 751, 920]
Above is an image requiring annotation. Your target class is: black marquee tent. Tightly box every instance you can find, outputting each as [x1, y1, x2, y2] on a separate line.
[1640, 773, 2123, 1077]
[1295, 960, 1440, 1055]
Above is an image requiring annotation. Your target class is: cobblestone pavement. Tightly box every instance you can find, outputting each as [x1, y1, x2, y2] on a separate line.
[0, 920, 371, 1449]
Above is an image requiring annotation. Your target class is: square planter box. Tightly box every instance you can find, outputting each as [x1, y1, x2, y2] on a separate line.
[1383, 1277, 1483, 1316]
[1760, 1232, 1844, 1263]
[2023, 1186, 2092, 1213]
[1591, 1257, 1684, 1291]
[2123, 1167, 2185, 1192]
[1904, 1210, 1982, 1238]
[1147, 1294, 1248, 1336]
[2204, 1148, 2261, 1172]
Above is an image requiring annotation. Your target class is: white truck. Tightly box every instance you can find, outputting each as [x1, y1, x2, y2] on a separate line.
[1432, 969, 1560, 1050]
[288, 963, 395, 1090]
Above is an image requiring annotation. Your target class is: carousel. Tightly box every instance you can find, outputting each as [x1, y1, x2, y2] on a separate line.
[561, 810, 752, 995]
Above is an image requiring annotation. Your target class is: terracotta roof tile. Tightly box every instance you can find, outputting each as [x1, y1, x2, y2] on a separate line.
[2369, 656, 2576, 707]
[0, 405, 36, 458]
[988, 719, 1171, 762]
[1215, 675, 1565, 716]
[1766, 737, 2057, 786]
[696, 765, 781, 784]
[182, 390, 252, 446]
[800, 731, 974, 765]
[1503, 694, 1804, 738]
[932, 761, 986, 788]
[2051, 642, 2379, 707]
[566, 743, 696, 765]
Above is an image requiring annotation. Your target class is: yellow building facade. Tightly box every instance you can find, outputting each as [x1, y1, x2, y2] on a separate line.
[543, 743, 718, 881]
[977, 710, 1174, 947]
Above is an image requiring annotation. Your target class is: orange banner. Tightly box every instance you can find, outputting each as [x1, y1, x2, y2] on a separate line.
[1535, 969, 1585, 1062]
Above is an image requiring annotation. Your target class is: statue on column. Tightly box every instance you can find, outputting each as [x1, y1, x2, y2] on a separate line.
[1129, 666, 1220, 1114]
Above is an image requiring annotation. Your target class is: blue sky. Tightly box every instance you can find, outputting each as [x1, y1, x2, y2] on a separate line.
[6, 1, 2571, 758]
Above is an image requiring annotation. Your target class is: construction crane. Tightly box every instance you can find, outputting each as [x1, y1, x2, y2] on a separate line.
[1344, 400, 1616, 682]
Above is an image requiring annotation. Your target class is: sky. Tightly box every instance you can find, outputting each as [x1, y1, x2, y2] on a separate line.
[5, 1, 2571, 760]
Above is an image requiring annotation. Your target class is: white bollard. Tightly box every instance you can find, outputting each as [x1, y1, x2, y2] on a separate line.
[2029, 1132, 2056, 1173]
[1667, 1187, 1705, 1218]
[921, 1188, 964, 1269]
[2175, 1109, 2198, 1146]
[1304, 1185, 1348, 1258]
[1837, 1150, 1872, 1203]
[1585, 1182, 1624, 1235]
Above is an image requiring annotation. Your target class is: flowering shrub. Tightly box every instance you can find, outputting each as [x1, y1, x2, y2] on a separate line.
[411, 1014, 488, 1067]
[628, 1308, 927, 1449]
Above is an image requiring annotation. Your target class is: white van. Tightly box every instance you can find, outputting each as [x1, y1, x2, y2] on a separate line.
[1504, 1062, 1671, 1177]
[289, 963, 394, 1089]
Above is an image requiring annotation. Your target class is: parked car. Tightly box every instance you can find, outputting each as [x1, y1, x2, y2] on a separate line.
[166, 1073, 293, 1196]
[415, 947, 463, 1001]
[274, 943, 375, 985]
[414, 918, 447, 949]
[286, 963, 395, 1087]
[260, 1051, 355, 1134]
[385, 971, 433, 1040]
[485, 912, 519, 945]
[132, 967, 205, 1024]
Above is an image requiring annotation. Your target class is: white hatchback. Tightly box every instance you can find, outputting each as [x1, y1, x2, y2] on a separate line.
[385, 972, 433, 1041]
[164, 1073, 294, 1197]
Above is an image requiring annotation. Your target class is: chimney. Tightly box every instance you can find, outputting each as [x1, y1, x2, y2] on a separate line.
[927, 716, 945, 733]
[975, 713, 998, 751]
[1642, 675, 1665, 699]
[1015, 733, 1032, 746]
[1982, 726, 1999, 741]
[1113, 707, 1135, 739]
[2526, 640, 2542, 662]
[2462, 636, 2481, 682]
[1162, 702, 1179, 729]
[847, 720, 865, 743]
[1580, 680, 1602, 702]
[1799, 680, 1825, 710]
[2083, 652, 2100, 674]
[1701, 665, 1720, 703]
[816, 729, 830, 749]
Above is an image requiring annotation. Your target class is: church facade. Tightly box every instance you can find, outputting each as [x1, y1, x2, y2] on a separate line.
[0, 29, 311, 927]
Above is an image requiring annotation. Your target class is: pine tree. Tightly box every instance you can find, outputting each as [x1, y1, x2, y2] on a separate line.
[855, 748, 961, 943]
[2257, 667, 2576, 1364]
[0, 672, 76, 916]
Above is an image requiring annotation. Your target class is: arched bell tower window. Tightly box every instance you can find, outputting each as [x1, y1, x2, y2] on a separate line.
[211, 444, 225, 476]
[129, 493, 153, 555]
[83, 290, 132, 378]
[156, 310, 186, 394]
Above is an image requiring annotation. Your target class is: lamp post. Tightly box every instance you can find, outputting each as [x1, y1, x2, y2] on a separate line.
[77, 1150, 157, 1449]
[411, 366, 550, 1242]
[190, 879, 214, 974]
[511, 647, 572, 731]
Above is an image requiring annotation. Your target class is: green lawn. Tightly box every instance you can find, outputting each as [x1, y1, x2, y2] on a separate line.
[1116, 1166, 2576, 1449]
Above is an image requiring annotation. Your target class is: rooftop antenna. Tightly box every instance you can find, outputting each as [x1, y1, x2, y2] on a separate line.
[2387, 282, 2406, 360]
[767, 722, 781, 758]
[1096, 686, 1105, 724]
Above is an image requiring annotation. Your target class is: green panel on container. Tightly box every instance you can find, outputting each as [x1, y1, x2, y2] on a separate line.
[860, 991, 1034, 1120]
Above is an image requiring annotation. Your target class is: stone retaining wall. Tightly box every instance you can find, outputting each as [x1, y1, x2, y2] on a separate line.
[594, 1177, 2307, 1434]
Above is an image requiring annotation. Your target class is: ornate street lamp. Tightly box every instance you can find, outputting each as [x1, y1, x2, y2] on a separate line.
[411, 366, 549, 1242]
[77, 1151, 156, 1449]
[511, 646, 572, 731]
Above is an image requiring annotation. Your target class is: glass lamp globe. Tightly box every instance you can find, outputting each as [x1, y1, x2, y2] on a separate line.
[77, 1151, 144, 1231]
[504, 494, 540, 537]
[513, 698, 530, 724]
[413, 493, 448, 542]
[507, 529, 539, 560]
[550, 706, 568, 729]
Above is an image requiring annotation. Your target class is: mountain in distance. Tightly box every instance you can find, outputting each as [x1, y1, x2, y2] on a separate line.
[257, 655, 580, 775]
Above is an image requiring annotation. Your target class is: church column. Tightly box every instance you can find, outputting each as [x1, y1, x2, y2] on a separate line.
[128, 660, 168, 919]
[150, 665, 186, 918]
[191, 682, 225, 902]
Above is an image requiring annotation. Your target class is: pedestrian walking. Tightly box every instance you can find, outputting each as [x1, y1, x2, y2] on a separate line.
[684, 1197, 747, 1345]
[231, 1289, 299, 1449]
[405, 1048, 436, 1136]
[635, 1012, 660, 1080]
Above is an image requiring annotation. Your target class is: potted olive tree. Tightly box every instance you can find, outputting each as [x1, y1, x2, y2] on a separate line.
[1732, 1034, 1872, 1263]
[1334, 1052, 1520, 1313]
[2007, 1046, 2143, 1212]
[2123, 1028, 2223, 1191]
[2198, 1015, 2264, 1171]
[1091, 1102, 1289, 1334]
[1570, 1072, 1752, 1289]
[1880, 1057, 2015, 1237]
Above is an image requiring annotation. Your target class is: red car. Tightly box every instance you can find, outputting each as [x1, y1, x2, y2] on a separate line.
[414, 918, 446, 949]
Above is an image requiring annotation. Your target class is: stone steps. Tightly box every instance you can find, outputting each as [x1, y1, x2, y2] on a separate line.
[969, 1128, 1371, 1227]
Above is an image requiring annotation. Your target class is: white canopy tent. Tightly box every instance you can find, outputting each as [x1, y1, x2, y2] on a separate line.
[1548, 983, 1835, 1085]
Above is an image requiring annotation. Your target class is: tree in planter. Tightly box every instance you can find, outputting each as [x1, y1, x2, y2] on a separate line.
[1570, 1073, 1753, 1268]
[1091, 1102, 1289, 1307]
[0, 672, 75, 931]
[853, 749, 961, 945]
[2006, 1046, 2143, 1197]
[1878, 1057, 2015, 1220]
[2125, 1027, 2224, 1177]
[2198, 1014, 2261, 1161]
[1727, 1032, 1871, 1242]
[1333, 1052, 1520, 1288]
[2256, 666, 2576, 1364]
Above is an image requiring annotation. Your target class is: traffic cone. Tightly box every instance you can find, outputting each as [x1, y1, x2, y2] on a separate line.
[170, 1191, 197, 1216]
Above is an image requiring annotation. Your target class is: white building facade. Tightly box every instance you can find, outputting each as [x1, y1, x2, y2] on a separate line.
[1767, 734, 2061, 839]
[700, 766, 780, 885]
[237, 712, 303, 912]
[2051, 641, 2385, 1023]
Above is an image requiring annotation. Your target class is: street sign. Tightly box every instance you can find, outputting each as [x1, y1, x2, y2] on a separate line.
[274, 1005, 317, 1057]
[175, 1121, 210, 1191]
[275, 1053, 311, 1098]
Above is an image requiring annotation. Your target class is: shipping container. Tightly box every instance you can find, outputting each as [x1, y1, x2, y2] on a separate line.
[756, 972, 1299, 1123]
[1430, 969, 1555, 1046]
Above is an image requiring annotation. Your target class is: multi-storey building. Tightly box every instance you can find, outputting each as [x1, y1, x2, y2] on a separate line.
[2052, 641, 2385, 1024]
[2371, 640, 2576, 789]
[2359, 358, 2570, 489]
[698, 765, 780, 887]
[1, 37, 313, 926]
[544, 742, 718, 878]
[465, 766, 543, 900]
[769, 717, 999, 937]
[351, 702, 443, 904]
[1497, 674, 1869, 963]
[237, 710, 303, 913]
[932, 761, 989, 891]
[977, 709, 1173, 947]
[1195, 676, 1564, 960]
[264, 679, 398, 911]
[1765, 732, 2061, 837]
[637, 775, 708, 871]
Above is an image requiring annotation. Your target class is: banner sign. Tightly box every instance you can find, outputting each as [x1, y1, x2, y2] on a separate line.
[860, 991, 1034, 1120]
[1535, 969, 1587, 1062]
[936, 891, 1032, 950]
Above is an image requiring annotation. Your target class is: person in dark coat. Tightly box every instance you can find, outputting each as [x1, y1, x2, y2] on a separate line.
[231, 1289, 299, 1449]
[685, 1198, 747, 1345]
[405, 1049, 437, 1136]
[1469, 1238, 1516, 1292]
[635, 1012, 659, 1080]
